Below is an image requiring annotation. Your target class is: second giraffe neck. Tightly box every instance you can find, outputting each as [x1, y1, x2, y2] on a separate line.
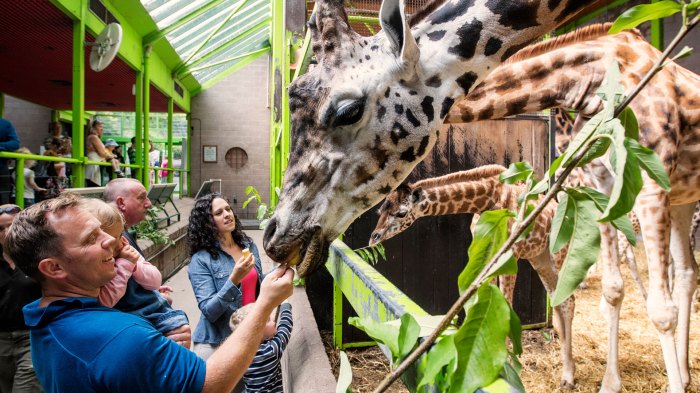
[415, 178, 525, 217]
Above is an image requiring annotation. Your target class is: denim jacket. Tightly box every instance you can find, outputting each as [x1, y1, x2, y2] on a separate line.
[188, 239, 263, 345]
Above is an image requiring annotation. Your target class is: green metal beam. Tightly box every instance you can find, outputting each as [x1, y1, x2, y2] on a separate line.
[142, 51, 152, 186]
[175, 18, 271, 79]
[167, 98, 174, 183]
[269, 0, 288, 207]
[180, 0, 252, 67]
[650, 0, 664, 50]
[71, 4, 86, 187]
[186, 113, 192, 196]
[185, 47, 270, 74]
[191, 47, 269, 95]
[134, 70, 144, 183]
[143, 0, 228, 46]
[348, 15, 379, 24]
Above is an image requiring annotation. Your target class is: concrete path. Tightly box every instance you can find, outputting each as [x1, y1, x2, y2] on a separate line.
[164, 229, 337, 393]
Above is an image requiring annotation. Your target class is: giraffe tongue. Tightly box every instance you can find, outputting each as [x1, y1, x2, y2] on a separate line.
[297, 233, 322, 277]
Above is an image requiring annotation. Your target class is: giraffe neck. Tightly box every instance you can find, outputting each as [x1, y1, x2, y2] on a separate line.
[411, 0, 604, 107]
[446, 24, 632, 122]
[414, 177, 525, 218]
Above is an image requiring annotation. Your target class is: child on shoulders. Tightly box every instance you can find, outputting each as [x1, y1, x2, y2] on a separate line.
[229, 301, 293, 393]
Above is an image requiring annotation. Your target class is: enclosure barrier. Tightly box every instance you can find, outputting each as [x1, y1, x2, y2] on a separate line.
[327, 240, 519, 392]
[0, 151, 189, 207]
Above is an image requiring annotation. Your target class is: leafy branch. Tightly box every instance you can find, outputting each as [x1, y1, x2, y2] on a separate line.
[243, 185, 280, 229]
[354, 243, 387, 265]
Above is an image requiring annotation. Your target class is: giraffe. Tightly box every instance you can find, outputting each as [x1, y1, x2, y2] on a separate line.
[368, 164, 578, 386]
[442, 24, 700, 392]
[260, 1, 694, 391]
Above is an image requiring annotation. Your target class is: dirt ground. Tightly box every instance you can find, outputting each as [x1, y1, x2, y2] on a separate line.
[324, 245, 700, 392]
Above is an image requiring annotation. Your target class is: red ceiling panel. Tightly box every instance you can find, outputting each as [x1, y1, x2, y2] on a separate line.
[0, 0, 182, 113]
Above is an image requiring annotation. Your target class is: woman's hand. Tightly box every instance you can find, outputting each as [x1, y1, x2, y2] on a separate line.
[229, 252, 255, 285]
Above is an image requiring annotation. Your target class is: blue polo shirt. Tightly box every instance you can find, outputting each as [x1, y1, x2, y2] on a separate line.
[23, 297, 206, 393]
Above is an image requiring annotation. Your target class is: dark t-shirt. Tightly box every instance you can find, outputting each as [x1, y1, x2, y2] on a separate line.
[0, 258, 41, 331]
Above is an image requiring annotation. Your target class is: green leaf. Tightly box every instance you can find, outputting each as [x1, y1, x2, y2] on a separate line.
[558, 114, 603, 168]
[397, 313, 421, 359]
[670, 46, 693, 62]
[487, 250, 517, 279]
[377, 243, 386, 261]
[245, 185, 254, 195]
[501, 361, 525, 393]
[571, 186, 636, 246]
[458, 210, 515, 294]
[618, 106, 639, 140]
[609, 2, 682, 33]
[417, 335, 457, 391]
[449, 285, 511, 393]
[600, 135, 644, 222]
[551, 193, 601, 306]
[499, 162, 533, 184]
[508, 307, 522, 356]
[480, 377, 521, 393]
[257, 204, 268, 221]
[627, 138, 671, 192]
[348, 317, 401, 359]
[529, 177, 549, 197]
[549, 193, 574, 254]
[371, 247, 379, 264]
[242, 195, 256, 209]
[336, 351, 353, 393]
[577, 136, 611, 167]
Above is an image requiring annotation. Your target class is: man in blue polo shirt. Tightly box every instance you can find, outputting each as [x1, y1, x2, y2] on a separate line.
[7, 193, 294, 393]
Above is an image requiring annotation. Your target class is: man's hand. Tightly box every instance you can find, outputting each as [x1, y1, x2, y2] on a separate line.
[257, 267, 294, 311]
[164, 324, 191, 349]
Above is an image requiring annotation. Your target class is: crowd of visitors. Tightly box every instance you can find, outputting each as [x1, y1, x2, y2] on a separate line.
[0, 174, 294, 393]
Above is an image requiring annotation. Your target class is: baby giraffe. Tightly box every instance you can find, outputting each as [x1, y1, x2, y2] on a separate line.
[369, 164, 576, 388]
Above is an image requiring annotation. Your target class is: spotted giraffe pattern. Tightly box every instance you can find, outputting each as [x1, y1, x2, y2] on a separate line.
[263, 0, 611, 278]
[369, 164, 577, 385]
[445, 25, 700, 392]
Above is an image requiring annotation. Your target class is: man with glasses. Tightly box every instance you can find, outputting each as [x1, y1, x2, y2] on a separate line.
[0, 204, 42, 392]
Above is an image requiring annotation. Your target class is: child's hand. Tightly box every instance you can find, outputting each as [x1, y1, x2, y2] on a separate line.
[159, 286, 174, 305]
[118, 244, 140, 265]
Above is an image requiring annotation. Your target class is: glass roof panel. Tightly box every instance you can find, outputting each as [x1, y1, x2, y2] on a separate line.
[140, 0, 271, 86]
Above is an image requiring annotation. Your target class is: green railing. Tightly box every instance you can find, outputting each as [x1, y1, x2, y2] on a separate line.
[0, 151, 190, 207]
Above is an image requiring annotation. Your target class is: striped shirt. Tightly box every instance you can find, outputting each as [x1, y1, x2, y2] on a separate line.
[242, 303, 293, 393]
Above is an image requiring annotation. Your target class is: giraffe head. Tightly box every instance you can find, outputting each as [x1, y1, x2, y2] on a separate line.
[263, 0, 446, 276]
[263, 0, 603, 276]
[369, 183, 424, 246]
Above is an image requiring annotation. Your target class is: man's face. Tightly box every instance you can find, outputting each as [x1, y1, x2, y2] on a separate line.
[50, 207, 117, 289]
[121, 184, 152, 227]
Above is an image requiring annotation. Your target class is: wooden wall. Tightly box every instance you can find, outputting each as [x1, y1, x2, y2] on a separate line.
[307, 116, 552, 344]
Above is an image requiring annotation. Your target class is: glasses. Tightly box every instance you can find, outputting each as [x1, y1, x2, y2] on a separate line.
[0, 206, 21, 215]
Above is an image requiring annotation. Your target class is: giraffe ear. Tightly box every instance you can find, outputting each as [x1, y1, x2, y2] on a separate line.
[411, 187, 423, 203]
[380, 0, 419, 72]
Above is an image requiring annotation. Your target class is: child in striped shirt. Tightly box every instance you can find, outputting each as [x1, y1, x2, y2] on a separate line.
[229, 301, 293, 393]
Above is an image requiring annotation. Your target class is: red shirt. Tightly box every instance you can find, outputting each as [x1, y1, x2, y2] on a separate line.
[240, 268, 258, 306]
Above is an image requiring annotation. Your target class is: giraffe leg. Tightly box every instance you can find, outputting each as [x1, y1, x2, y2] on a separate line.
[619, 235, 648, 300]
[669, 203, 698, 389]
[497, 274, 517, 305]
[529, 252, 575, 388]
[635, 189, 684, 393]
[597, 223, 623, 393]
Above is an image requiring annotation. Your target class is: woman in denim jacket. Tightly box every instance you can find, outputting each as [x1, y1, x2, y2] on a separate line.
[187, 193, 263, 360]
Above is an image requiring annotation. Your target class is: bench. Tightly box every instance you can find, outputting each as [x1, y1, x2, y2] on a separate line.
[148, 183, 180, 226]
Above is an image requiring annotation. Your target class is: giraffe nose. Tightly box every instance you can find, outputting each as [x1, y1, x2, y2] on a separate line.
[369, 232, 381, 245]
[263, 217, 278, 248]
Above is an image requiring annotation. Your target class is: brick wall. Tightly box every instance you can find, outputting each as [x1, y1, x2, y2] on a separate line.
[190, 56, 271, 216]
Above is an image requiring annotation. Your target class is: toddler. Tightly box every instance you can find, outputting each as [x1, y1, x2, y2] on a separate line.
[229, 302, 293, 393]
[81, 198, 163, 307]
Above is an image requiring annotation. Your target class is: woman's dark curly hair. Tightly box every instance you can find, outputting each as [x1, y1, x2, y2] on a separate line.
[187, 193, 252, 259]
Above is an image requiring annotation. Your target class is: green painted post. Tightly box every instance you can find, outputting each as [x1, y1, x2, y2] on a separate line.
[167, 98, 174, 183]
[142, 49, 151, 186]
[71, 3, 86, 187]
[14, 158, 24, 208]
[186, 114, 191, 197]
[332, 281, 344, 349]
[134, 70, 143, 185]
[650, 0, 664, 50]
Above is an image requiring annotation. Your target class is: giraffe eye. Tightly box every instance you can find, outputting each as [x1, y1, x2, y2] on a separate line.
[332, 99, 366, 127]
[395, 210, 407, 218]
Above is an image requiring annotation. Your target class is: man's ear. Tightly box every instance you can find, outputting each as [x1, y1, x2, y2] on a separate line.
[38, 258, 67, 280]
[115, 195, 126, 212]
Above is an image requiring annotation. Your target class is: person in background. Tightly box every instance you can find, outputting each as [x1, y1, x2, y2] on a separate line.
[6, 193, 295, 392]
[42, 122, 70, 154]
[103, 139, 124, 178]
[127, 137, 137, 179]
[85, 120, 113, 187]
[13, 148, 46, 207]
[229, 301, 293, 393]
[0, 119, 20, 205]
[148, 141, 160, 185]
[103, 178, 192, 347]
[0, 204, 42, 393]
[187, 193, 263, 360]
